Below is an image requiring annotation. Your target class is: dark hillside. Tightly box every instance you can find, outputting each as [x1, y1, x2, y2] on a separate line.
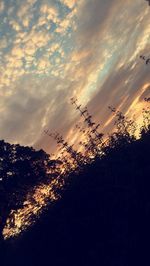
[3, 131, 150, 266]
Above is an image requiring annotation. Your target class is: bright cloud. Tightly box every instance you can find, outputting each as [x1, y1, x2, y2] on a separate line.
[0, 1, 4, 13]
[61, 0, 76, 9]
[0, 0, 149, 155]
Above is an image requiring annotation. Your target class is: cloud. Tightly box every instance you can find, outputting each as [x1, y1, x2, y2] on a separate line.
[0, 73, 77, 152]
[0, 24, 52, 86]
[36, 57, 51, 72]
[56, 18, 70, 34]
[0, 1, 4, 13]
[40, 4, 59, 23]
[9, 20, 21, 31]
[61, 0, 76, 9]
[11, 46, 25, 58]
[0, 37, 8, 49]
[0, 0, 150, 155]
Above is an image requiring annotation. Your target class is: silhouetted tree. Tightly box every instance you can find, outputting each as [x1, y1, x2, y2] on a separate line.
[0, 140, 54, 240]
[4, 107, 150, 266]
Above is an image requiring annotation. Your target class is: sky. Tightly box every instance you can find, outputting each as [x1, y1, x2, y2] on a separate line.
[0, 0, 150, 155]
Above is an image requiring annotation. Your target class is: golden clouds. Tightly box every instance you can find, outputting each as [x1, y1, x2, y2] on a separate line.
[126, 83, 150, 120]
[61, 0, 76, 9]
[6, 57, 23, 68]
[56, 18, 70, 34]
[56, 6, 77, 34]
[49, 43, 60, 53]
[9, 20, 21, 31]
[11, 46, 24, 58]
[17, 1, 34, 28]
[36, 57, 51, 72]
[0, 1, 4, 13]
[24, 42, 36, 56]
[31, 31, 51, 48]
[0, 0, 150, 154]
[0, 37, 8, 49]
[27, 0, 37, 4]
[38, 16, 48, 27]
[17, 4, 30, 18]
[0, 0, 78, 88]
[0, 26, 52, 86]
[22, 17, 30, 28]
[71, 49, 90, 62]
[16, 29, 51, 48]
[40, 4, 59, 23]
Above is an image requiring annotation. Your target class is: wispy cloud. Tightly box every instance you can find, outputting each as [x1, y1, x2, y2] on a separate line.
[0, 0, 149, 154]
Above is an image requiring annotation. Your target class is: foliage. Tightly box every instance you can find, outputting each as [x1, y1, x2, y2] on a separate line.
[140, 104, 150, 137]
[4, 112, 150, 266]
[0, 141, 56, 239]
[44, 130, 86, 173]
[71, 97, 104, 159]
[45, 97, 150, 176]
[0, 97, 150, 241]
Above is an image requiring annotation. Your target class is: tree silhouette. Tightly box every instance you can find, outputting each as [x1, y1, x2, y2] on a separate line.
[0, 140, 54, 240]
[4, 106, 150, 266]
[1, 97, 149, 242]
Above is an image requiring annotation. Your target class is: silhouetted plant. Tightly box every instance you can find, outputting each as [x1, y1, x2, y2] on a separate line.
[71, 97, 104, 159]
[144, 97, 150, 102]
[140, 55, 150, 65]
[44, 130, 85, 173]
[140, 99, 150, 137]
[106, 107, 137, 151]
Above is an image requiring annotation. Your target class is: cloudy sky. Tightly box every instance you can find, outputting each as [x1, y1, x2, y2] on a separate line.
[0, 0, 150, 154]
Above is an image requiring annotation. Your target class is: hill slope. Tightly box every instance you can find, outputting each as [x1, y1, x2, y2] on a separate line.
[2, 132, 150, 266]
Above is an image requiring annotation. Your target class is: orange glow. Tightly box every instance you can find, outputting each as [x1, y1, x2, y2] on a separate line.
[3, 171, 65, 239]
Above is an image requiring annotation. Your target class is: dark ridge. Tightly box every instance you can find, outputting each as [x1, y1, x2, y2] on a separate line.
[2, 130, 150, 266]
[0, 139, 62, 241]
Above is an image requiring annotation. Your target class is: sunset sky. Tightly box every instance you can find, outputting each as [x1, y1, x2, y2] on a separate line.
[0, 0, 150, 154]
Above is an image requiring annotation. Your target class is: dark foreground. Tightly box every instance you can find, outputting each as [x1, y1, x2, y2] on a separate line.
[1, 133, 150, 266]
